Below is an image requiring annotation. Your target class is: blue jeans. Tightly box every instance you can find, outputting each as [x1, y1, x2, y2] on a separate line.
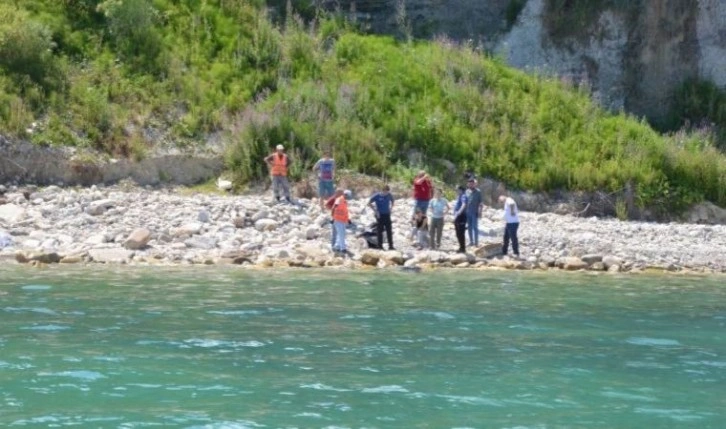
[413, 199, 430, 216]
[466, 212, 479, 246]
[330, 221, 337, 248]
[503, 222, 519, 256]
[318, 180, 334, 199]
[333, 221, 347, 251]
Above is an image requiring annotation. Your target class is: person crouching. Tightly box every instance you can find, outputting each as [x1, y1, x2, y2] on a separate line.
[411, 209, 429, 249]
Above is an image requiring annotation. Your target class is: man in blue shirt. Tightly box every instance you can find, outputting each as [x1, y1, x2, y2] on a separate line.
[453, 185, 468, 253]
[465, 178, 483, 247]
[368, 184, 395, 250]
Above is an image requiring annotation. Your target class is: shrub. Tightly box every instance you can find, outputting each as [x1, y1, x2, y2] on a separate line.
[0, 5, 62, 92]
[668, 78, 726, 151]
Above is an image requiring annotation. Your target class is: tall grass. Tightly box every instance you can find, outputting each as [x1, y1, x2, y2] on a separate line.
[0, 0, 724, 213]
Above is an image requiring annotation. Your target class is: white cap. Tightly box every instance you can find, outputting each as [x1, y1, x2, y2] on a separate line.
[343, 190, 352, 198]
[276, 144, 284, 150]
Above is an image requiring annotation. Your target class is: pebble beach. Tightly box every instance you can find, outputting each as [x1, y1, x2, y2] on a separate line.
[1, 184, 725, 274]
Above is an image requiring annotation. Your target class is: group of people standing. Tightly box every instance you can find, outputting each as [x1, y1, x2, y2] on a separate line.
[265, 146, 520, 257]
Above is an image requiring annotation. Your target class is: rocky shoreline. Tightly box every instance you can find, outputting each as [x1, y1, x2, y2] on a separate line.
[1, 183, 725, 275]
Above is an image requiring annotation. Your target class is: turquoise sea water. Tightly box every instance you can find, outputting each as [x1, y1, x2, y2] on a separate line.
[0, 266, 725, 428]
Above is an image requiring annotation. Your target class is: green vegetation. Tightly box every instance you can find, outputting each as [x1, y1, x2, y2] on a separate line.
[667, 78, 726, 152]
[0, 0, 724, 214]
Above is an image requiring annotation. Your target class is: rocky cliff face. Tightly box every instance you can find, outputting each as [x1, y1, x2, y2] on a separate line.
[322, 0, 726, 122]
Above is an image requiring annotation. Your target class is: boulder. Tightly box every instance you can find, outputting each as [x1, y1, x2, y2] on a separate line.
[559, 257, 589, 271]
[687, 202, 726, 225]
[602, 255, 624, 269]
[474, 243, 503, 258]
[218, 250, 254, 264]
[124, 228, 151, 250]
[305, 226, 319, 240]
[85, 234, 110, 245]
[174, 222, 203, 237]
[233, 216, 246, 228]
[15, 251, 61, 264]
[60, 253, 86, 264]
[198, 210, 211, 223]
[254, 219, 279, 231]
[403, 258, 420, 268]
[581, 254, 603, 264]
[381, 250, 405, 265]
[251, 210, 270, 222]
[608, 264, 622, 273]
[360, 250, 381, 266]
[589, 261, 606, 271]
[0, 204, 25, 223]
[87, 199, 115, 215]
[448, 253, 471, 265]
[88, 248, 133, 263]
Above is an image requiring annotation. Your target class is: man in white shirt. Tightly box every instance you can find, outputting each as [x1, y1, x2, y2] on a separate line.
[498, 195, 520, 257]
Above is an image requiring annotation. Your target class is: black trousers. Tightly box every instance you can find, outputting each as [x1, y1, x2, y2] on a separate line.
[377, 213, 394, 249]
[454, 213, 467, 252]
[503, 222, 519, 256]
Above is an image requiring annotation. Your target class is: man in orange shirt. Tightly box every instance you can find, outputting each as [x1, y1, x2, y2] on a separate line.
[264, 144, 292, 203]
[331, 189, 352, 255]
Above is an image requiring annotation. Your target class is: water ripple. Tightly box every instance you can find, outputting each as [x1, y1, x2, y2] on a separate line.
[626, 337, 681, 347]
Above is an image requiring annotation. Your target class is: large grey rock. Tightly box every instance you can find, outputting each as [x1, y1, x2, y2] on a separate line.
[124, 228, 151, 250]
[251, 210, 269, 222]
[87, 199, 115, 215]
[687, 202, 726, 225]
[255, 219, 279, 231]
[305, 226, 319, 240]
[198, 210, 211, 223]
[581, 254, 603, 264]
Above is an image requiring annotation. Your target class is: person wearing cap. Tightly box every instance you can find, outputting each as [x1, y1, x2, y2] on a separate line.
[331, 189, 352, 255]
[453, 185, 468, 253]
[412, 170, 433, 217]
[264, 144, 292, 203]
[312, 150, 336, 210]
[368, 184, 395, 250]
[465, 178, 483, 247]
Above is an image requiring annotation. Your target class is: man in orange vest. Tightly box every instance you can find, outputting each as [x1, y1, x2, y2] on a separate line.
[264, 144, 292, 203]
[331, 188, 352, 255]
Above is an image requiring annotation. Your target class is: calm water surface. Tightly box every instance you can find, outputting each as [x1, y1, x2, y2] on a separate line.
[1, 266, 725, 428]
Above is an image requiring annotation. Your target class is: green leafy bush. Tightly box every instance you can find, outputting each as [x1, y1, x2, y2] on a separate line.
[0, 5, 62, 92]
[0, 0, 723, 215]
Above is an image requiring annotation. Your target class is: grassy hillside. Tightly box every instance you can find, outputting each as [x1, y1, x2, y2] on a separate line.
[0, 0, 724, 214]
